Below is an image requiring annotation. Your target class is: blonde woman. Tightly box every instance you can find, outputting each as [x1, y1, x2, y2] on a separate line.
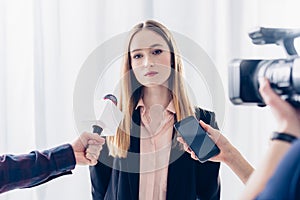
[90, 20, 220, 200]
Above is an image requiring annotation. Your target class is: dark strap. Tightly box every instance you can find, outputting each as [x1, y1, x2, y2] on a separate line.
[271, 132, 298, 143]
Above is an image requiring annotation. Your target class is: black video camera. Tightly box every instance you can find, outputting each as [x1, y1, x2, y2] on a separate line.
[229, 27, 300, 107]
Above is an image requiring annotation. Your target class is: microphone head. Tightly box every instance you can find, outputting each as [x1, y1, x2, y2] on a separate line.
[91, 93, 123, 136]
[103, 94, 118, 106]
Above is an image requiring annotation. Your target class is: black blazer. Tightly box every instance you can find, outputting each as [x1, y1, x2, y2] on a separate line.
[90, 107, 221, 200]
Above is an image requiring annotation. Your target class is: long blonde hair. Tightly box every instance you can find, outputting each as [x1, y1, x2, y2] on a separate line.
[107, 20, 194, 158]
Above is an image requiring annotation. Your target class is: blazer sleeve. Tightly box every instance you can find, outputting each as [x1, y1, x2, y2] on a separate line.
[0, 144, 75, 194]
[195, 107, 221, 200]
[89, 142, 113, 200]
[255, 139, 300, 199]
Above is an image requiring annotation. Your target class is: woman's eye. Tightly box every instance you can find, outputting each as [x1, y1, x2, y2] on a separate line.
[133, 54, 143, 59]
[153, 49, 162, 55]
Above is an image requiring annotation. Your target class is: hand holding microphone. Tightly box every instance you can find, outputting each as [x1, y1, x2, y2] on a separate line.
[72, 132, 105, 166]
[85, 94, 122, 164]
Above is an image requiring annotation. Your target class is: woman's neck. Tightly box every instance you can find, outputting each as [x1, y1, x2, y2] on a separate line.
[142, 86, 171, 108]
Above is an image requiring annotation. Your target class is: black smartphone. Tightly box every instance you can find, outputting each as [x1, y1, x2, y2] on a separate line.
[174, 116, 220, 163]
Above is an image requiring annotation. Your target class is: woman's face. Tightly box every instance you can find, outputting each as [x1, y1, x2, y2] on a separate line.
[129, 29, 172, 87]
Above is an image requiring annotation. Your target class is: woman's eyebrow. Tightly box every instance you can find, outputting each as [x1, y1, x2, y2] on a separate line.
[150, 43, 163, 48]
[131, 44, 164, 53]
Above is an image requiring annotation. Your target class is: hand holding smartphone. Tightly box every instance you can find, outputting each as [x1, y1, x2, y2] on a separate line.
[174, 116, 220, 163]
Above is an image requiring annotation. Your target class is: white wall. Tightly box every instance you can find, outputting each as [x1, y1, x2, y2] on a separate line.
[1, 0, 300, 199]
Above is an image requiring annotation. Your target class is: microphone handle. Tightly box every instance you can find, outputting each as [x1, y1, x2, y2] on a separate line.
[92, 125, 103, 135]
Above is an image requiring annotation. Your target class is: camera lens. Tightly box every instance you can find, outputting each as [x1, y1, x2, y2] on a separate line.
[259, 60, 292, 91]
[292, 58, 300, 93]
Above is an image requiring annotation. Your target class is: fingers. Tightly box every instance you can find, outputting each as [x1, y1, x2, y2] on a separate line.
[176, 137, 198, 161]
[88, 139, 105, 145]
[259, 78, 287, 109]
[86, 143, 102, 156]
[177, 137, 189, 152]
[85, 153, 98, 166]
[85, 140, 104, 165]
[190, 151, 198, 160]
[73, 132, 106, 166]
[74, 152, 98, 166]
[81, 132, 105, 146]
[83, 144, 103, 166]
[81, 132, 105, 162]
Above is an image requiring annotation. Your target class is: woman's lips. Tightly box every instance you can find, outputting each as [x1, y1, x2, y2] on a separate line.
[144, 71, 158, 77]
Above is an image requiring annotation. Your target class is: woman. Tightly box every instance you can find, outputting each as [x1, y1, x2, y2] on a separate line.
[90, 20, 220, 200]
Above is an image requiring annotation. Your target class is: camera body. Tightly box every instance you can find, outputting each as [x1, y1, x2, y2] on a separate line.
[229, 27, 300, 107]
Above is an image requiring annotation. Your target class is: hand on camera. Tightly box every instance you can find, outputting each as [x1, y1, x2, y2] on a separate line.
[259, 78, 300, 138]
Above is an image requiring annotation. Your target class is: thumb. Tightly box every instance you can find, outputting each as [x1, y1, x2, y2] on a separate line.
[199, 120, 220, 143]
[259, 78, 282, 108]
[199, 120, 214, 135]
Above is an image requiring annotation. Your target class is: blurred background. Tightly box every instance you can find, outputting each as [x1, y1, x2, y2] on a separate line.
[1, 0, 300, 199]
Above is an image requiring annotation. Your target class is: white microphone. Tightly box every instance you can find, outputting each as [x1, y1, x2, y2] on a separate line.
[92, 94, 123, 136]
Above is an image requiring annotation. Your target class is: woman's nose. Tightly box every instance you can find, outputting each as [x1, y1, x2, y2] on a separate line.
[143, 55, 154, 68]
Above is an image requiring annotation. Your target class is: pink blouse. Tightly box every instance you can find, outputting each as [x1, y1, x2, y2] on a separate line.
[136, 99, 175, 200]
